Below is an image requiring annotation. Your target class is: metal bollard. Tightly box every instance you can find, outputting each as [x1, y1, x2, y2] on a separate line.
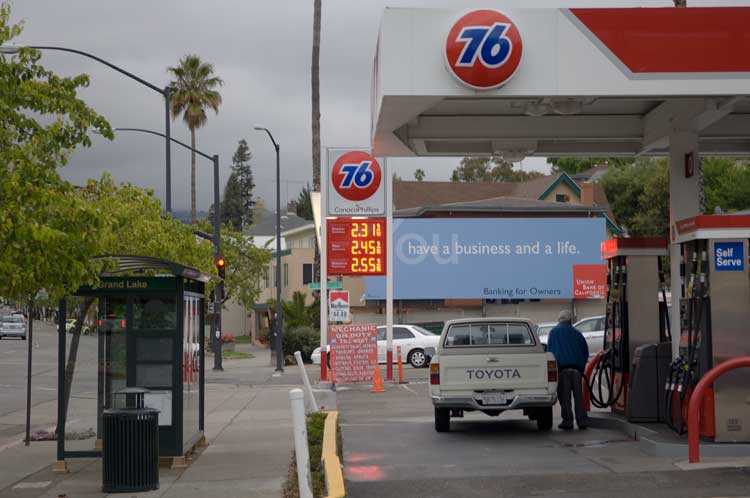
[289, 389, 313, 498]
[397, 345, 404, 384]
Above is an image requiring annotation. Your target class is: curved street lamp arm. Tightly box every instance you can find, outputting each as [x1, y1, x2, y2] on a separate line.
[30, 46, 165, 95]
[114, 127, 214, 161]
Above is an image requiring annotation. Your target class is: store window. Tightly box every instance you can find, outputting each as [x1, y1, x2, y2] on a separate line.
[302, 264, 313, 285]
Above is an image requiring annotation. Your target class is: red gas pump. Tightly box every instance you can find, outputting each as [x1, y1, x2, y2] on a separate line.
[666, 215, 750, 442]
[589, 238, 671, 421]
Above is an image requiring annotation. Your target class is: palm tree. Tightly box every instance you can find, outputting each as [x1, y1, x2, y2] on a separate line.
[167, 55, 224, 224]
[311, 0, 323, 283]
[311, 0, 322, 191]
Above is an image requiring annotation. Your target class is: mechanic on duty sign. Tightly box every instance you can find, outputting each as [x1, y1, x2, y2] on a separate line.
[330, 323, 378, 383]
[714, 241, 744, 271]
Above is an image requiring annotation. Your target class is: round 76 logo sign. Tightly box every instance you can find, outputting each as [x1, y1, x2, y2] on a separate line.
[328, 150, 385, 216]
[445, 10, 523, 90]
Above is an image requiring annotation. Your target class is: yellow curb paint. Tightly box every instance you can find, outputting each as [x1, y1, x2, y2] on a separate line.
[322, 411, 345, 498]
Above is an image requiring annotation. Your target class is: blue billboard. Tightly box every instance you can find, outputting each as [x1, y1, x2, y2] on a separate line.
[364, 218, 607, 300]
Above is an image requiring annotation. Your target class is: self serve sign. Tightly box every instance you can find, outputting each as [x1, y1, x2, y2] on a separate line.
[714, 242, 744, 271]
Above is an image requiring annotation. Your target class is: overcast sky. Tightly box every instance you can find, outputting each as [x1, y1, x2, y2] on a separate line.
[9, 0, 740, 211]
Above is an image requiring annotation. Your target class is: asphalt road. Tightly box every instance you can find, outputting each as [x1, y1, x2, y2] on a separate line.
[339, 367, 750, 498]
[0, 321, 97, 441]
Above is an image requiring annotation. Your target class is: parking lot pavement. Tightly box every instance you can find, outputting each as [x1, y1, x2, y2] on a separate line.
[338, 370, 750, 498]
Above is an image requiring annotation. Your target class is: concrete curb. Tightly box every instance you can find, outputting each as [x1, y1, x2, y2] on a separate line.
[322, 411, 345, 498]
[589, 414, 750, 459]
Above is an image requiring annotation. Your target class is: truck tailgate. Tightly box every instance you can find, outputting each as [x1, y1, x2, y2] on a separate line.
[440, 353, 550, 391]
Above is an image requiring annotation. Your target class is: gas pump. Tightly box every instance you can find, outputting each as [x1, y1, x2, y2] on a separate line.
[589, 238, 671, 421]
[666, 215, 750, 442]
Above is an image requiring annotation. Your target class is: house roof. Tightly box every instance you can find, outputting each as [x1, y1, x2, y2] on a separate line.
[247, 210, 314, 237]
[396, 196, 607, 218]
[393, 173, 621, 233]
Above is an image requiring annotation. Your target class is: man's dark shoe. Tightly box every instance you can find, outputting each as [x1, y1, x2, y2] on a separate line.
[578, 425, 588, 430]
[558, 423, 574, 430]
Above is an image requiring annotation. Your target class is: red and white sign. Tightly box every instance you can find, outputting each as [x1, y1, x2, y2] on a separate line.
[327, 218, 386, 276]
[329, 291, 350, 323]
[327, 150, 385, 216]
[444, 9, 523, 90]
[573, 264, 607, 299]
[330, 323, 378, 384]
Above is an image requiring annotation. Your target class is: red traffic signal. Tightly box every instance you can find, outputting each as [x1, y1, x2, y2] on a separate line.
[215, 257, 226, 279]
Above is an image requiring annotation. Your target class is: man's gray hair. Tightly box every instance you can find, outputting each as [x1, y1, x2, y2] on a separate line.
[558, 309, 573, 322]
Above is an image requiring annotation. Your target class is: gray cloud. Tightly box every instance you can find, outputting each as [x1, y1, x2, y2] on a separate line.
[11, 0, 726, 210]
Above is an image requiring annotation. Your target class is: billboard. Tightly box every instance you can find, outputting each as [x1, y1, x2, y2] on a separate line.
[365, 218, 607, 300]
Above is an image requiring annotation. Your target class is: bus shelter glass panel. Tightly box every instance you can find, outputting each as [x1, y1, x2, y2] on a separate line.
[133, 296, 176, 428]
[182, 295, 201, 450]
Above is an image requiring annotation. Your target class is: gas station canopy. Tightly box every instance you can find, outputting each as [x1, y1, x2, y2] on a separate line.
[371, 7, 750, 159]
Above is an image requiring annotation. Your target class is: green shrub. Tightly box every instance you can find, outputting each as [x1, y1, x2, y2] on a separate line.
[283, 326, 319, 362]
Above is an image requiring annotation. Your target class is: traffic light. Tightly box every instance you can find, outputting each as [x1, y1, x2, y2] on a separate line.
[215, 256, 226, 279]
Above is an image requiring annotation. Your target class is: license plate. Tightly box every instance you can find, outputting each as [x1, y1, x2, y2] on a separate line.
[481, 393, 507, 405]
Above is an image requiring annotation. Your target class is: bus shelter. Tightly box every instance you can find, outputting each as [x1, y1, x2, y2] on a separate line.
[56, 256, 211, 470]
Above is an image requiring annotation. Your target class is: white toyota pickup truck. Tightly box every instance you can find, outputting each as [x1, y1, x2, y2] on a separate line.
[428, 318, 558, 432]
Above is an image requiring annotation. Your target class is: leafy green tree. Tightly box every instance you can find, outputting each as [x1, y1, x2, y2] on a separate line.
[452, 157, 543, 182]
[0, 3, 113, 303]
[232, 139, 256, 227]
[167, 55, 224, 224]
[295, 184, 314, 220]
[414, 168, 426, 181]
[268, 291, 318, 330]
[217, 227, 272, 310]
[702, 157, 750, 214]
[601, 159, 667, 237]
[208, 173, 243, 231]
[547, 157, 634, 175]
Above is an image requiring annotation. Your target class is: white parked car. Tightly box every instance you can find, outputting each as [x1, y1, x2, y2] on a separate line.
[535, 322, 557, 345]
[428, 318, 558, 432]
[311, 324, 439, 368]
[574, 315, 605, 357]
[536, 316, 605, 358]
[0, 314, 27, 340]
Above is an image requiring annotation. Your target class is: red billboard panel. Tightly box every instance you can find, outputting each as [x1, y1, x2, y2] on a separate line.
[573, 264, 607, 299]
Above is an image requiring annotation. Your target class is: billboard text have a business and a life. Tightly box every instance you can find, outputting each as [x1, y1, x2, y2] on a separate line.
[365, 218, 607, 300]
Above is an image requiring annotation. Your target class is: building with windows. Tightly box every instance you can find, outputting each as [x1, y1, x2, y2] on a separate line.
[221, 210, 317, 341]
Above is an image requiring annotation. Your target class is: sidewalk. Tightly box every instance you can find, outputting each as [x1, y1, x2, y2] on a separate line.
[0, 345, 314, 498]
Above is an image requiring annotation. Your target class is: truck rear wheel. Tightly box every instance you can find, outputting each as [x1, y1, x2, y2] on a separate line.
[536, 407, 553, 431]
[434, 407, 450, 433]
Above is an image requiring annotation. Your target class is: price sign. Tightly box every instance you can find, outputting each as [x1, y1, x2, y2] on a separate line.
[327, 217, 387, 276]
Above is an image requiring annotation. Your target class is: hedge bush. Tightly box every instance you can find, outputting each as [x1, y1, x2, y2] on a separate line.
[283, 326, 319, 362]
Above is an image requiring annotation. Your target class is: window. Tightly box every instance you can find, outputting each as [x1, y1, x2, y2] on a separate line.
[283, 263, 289, 287]
[393, 327, 414, 340]
[302, 264, 313, 285]
[263, 269, 269, 289]
[444, 322, 534, 347]
[576, 319, 598, 333]
[377, 328, 386, 341]
[556, 194, 567, 203]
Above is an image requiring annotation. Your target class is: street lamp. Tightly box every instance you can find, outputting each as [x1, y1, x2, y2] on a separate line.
[254, 124, 284, 373]
[0, 44, 174, 214]
[106, 127, 225, 371]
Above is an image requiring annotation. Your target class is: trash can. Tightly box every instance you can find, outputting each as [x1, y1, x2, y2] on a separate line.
[102, 387, 159, 493]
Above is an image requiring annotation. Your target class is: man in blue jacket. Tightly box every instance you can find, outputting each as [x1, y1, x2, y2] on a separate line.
[547, 310, 589, 430]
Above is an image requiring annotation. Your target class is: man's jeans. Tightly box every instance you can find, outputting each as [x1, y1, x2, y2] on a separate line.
[557, 368, 588, 428]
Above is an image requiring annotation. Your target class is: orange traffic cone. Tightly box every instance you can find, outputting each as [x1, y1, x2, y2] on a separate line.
[371, 363, 385, 393]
